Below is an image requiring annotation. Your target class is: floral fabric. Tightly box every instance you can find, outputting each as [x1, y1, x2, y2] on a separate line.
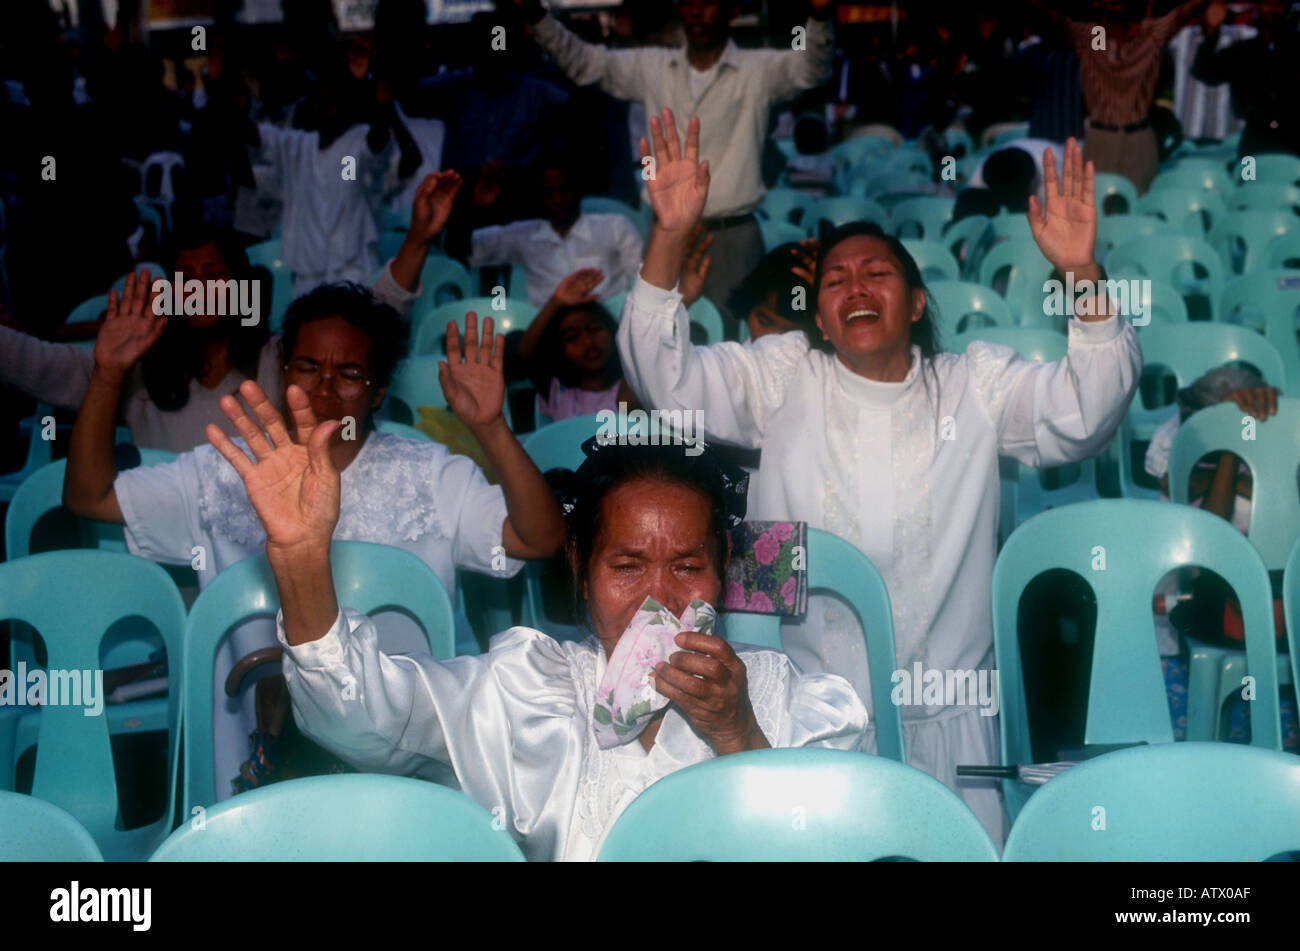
[592, 597, 716, 749]
[723, 520, 808, 617]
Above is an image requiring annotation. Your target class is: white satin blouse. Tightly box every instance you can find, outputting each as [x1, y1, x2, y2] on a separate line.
[278, 607, 871, 861]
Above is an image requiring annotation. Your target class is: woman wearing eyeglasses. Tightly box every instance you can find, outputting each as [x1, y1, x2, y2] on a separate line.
[63, 272, 566, 799]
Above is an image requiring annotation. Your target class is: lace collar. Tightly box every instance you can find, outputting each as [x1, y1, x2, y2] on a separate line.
[196, 431, 449, 548]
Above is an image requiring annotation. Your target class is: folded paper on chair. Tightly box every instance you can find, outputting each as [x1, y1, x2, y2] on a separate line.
[592, 596, 717, 750]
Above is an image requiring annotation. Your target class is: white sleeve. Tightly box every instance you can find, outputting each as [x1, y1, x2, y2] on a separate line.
[436, 450, 525, 578]
[741, 650, 870, 749]
[531, 14, 650, 101]
[762, 18, 835, 103]
[965, 314, 1142, 467]
[254, 122, 313, 175]
[615, 274, 809, 448]
[1144, 412, 1181, 480]
[115, 451, 205, 565]
[469, 224, 518, 269]
[609, 219, 645, 293]
[0, 324, 96, 408]
[370, 258, 421, 321]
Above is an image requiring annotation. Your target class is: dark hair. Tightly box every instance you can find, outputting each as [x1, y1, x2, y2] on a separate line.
[793, 115, 829, 156]
[983, 147, 1037, 214]
[950, 187, 1000, 225]
[539, 300, 622, 389]
[727, 242, 817, 339]
[811, 222, 941, 358]
[142, 228, 268, 412]
[562, 439, 748, 631]
[279, 283, 406, 390]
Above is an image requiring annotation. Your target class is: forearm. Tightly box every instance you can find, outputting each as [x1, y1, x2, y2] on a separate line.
[642, 224, 693, 292]
[63, 367, 126, 518]
[389, 235, 433, 293]
[267, 543, 340, 646]
[1202, 454, 1239, 520]
[517, 296, 563, 362]
[470, 417, 564, 557]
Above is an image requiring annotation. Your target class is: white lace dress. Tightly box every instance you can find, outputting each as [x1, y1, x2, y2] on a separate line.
[617, 275, 1143, 846]
[114, 430, 522, 799]
[278, 607, 870, 861]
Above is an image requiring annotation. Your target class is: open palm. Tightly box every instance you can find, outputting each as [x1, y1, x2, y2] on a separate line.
[205, 381, 341, 554]
[439, 312, 505, 428]
[409, 170, 462, 245]
[642, 109, 710, 233]
[1027, 138, 1097, 274]
[95, 270, 167, 372]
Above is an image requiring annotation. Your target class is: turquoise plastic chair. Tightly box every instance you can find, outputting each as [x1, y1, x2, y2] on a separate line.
[66, 293, 108, 328]
[758, 218, 807, 252]
[988, 123, 1030, 149]
[1097, 215, 1177, 265]
[1104, 270, 1190, 325]
[245, 239, 295, 334]
[1169, 399, 1300, 571]
[1208, 210, 1296, 276]
[153, 773, 524, 861]
[1247, 153, 1300, 187]
[1138, 186, 1224, 236]
[596, 748, 997, 861]
[1153, 158, 1233, 195]
[1118, 323, 1288, 499]
[992, 500, 1280, 821]
[410, 255, 471, 310]
[941, 214, 992, 278]
[889, 196, 955, 241]
[1219, 269, 1300, 390]
[1267, 233, 1300, 269]
[883, 147, 934, 179]
[180, 541, 456, 814]
[1169, 400, 1300, 741]
[110, 262, 164, 296]
[828, 134, 893, 167]
[756, 187, 817, 228]
[410, 296, 538, 355]
[901, 239, 960, 282]
[0, 403, 59, 504]
[1227, 182, 1300, 214]
[0, 791, 104, 861]
[581, 195, 652, 237]
[1094, 173, 1139, 215]
[721, 527, 905, 764]
[0, 551, 187, 860]
[1002, 743, 1300, 860]
[976, 238, 1056, 326]
[380, 203, 409, 233]
[927, 279, 1015, 342]
[382, 355, 448, 423]
[1283, 536, 1300, 695]
[1107, 234, 1226, 320]
[377, 230, 408, 264]
[987, 212, 1034, 242]
[849, 169, 931, 199]
[944, 126, 975, 158]
[805, 196, 889, 237]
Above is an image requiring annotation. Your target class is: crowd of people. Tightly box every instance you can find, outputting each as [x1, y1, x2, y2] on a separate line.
[1, 0, 1298, 860]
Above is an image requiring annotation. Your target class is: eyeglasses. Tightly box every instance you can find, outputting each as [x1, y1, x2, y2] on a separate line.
[283, 359, 372, 399]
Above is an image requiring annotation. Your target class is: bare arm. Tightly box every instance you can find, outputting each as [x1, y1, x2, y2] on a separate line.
[389, 170, 463, 293]
[517, 268, 604, 390]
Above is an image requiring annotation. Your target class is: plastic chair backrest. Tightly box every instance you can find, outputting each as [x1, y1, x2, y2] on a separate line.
[1208, 209, 1296, 275]
[1267, 232, 1300, 269]
[757, 187, 816, 227]
[944, 126, 974, 157]
[383, 355, 448, 421]
[181, 541, 456, 812]
[596, 748, 998, 861]
[140, 151, 185, 202]
[884, 147, 933, 178]
[901, 239, 960, 282]
[154, 773, 524, 861]
[1107, 234, 1225, 318]
[1154, 158, 1233, 194]
[1137, 186, 1225, 235]
[928, 279, 1015, 341]
[806, 196, 889, 237]
[1002, 743, 1300, 860]
[721, 528, 905, 763]
[987, 212, 1034, 242]
[759, 218, 808, 252]
[1097, 215, 1176, 264]
[244, 239, 295, 334]
[1227, 182, 1300, 213]
[377, 230, 408, 264]
[0, 791, 104, 861]
[890, 196, 955, 241]
[0, 551, 186, 858]
[993, 499, 1281, 761]
[1283, 536, 1300, 693]
[66, 294, 108, 327]
[1169, 399, 1300, 570]
[941, 215, 992, 277]
[411, 296, 538, 355]
[581, 196, 652, 237]
[1247, 153, 1300, 187]
[976, 238, 1056, 323]
[415, 255, 471, 308]
[1094, 172, 1139, 215]
[1218, 269, 1300, 390]
[1103, 270, 1190, 325]
[828, 135, 893, 168]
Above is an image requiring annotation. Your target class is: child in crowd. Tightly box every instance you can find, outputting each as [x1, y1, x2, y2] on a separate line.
[782, 115, 837, 198]
[728, 241, 819, 341]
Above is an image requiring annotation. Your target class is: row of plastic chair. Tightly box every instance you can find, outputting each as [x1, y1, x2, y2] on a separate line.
[7, 740, 1298, 861]
[1151, 153, 1300, 196]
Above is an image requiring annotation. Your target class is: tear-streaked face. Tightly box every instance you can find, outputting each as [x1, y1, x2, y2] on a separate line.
[814, 235, 925, 368]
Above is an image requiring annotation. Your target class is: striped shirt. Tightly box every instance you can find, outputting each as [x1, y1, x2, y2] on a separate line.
[1067, 8, 1184, 126]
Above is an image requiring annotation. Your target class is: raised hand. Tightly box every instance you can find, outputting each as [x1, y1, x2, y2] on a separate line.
[1221, 386, 1279, 420]
[94, 270, 167, 372]
[651, 632, 768, 755]
[205, 381, 341, 557]
[439, 312, 506, 430]
[473, 161, 505, 208]
[641, 109, 709, 234]
[678, 223, 713, 306]
[551, 268, 604, 308]
[408, 170, 462, 246]
[1027, 138, 1099, 278]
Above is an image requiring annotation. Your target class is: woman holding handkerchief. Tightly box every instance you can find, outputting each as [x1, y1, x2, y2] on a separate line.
[203, 374, 868, 860]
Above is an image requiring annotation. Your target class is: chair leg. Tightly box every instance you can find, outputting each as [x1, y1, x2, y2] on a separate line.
[1185, 637, 1229, 741]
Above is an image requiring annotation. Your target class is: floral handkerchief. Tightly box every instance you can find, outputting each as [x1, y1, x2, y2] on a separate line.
[723, 520, 808, 617]
[592, 596, 717, 750]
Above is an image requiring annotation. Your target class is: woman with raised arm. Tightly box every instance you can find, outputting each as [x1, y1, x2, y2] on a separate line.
[204, 390, 868, 860]
[617, 109, 1143, 844]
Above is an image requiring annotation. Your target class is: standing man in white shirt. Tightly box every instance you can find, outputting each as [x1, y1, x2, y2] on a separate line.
[515, 0, 837, 331]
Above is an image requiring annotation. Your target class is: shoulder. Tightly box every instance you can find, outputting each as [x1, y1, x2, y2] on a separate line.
[485, 626, 591, 709]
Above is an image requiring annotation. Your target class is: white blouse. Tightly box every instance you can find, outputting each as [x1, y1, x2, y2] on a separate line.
[617, 275, 1142, 843]
[278, 607, 870, 861]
